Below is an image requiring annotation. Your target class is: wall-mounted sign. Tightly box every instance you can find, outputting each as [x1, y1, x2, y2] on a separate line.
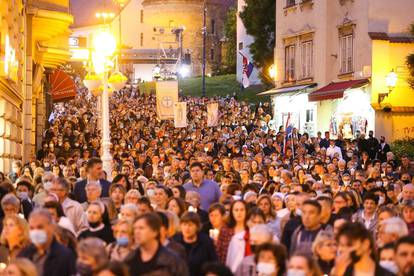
[69, 36, 87, 48]
[69, 37, 79, 47]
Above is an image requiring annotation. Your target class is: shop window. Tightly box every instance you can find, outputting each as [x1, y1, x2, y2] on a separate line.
[340, 34, 353, 74]
[301, 41, 313, 78]
[140, 10, 144, 23]
[285, 45, 296, 81]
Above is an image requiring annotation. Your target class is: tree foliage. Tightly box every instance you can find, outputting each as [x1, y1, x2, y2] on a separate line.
[239, 0, 275, 86]
[407, 23, 414, 89]
[221, 6, 237, 74]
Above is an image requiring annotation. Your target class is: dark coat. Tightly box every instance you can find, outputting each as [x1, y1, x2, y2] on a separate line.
[344, 263, 395, 276]
[18, 239, 76, 276]
[125, 245, 189, 276]
[173, 233, 218, 276]
[74, 179, 111, 203]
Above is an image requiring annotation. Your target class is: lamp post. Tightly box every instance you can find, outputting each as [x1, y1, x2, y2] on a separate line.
[201, 2, 207, 97]
[92, 30, 117, 179]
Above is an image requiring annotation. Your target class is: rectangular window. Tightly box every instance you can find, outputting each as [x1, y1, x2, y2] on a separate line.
[340, 34, 353, 74]
[140, 33, 144, 47]
[238, 42, 243, 50]
[301, 41, 313, 78]
[286, 0, 296, 7]
[211, 19, 216, 34]
[210, 48, 214, 61]
[285, 45, 296, 81]
[140, 10, 144, 23]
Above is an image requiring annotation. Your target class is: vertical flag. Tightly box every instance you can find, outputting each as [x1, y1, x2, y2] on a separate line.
[239, 51, 254, 88]
[174, 102, 187, 128]
[283, 113, 294, 156]
[156, 81, 178, 120]
[207, 102, 219, 127]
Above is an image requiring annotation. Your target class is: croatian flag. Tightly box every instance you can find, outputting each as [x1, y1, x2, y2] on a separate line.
[283, 113, 294, 155]
[239, 51, 254, 88]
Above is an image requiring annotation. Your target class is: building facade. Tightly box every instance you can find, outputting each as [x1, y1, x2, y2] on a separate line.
[0, 0, 73, 171]
[71, 0, 235, 81]
[236, 0, 261, 85]
[268, 0, 414, 140]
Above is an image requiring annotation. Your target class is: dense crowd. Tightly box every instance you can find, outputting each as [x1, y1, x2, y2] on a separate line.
[0, 86, 413, 276]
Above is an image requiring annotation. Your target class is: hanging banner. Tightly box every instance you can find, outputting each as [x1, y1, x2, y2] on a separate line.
[156, 81, 178, 120]
[207, 102, 219, 127]
[174, 102, 187, 128]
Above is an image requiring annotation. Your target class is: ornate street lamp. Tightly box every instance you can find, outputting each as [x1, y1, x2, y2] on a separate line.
[378, 69, 398, 103]
[93, 30, 116, 179]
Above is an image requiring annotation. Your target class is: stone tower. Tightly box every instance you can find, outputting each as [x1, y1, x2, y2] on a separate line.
[142, 0, 235, 75]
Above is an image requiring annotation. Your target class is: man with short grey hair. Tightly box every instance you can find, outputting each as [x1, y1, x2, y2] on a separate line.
[235, 224, 274, 276]
[33, 172, 56, 206]
[18, 208, 76, 276]
[49, 177, 88, 234]
[378, 217, 409, 248]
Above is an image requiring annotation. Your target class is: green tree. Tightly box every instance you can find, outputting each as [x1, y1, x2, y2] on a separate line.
[239, 0, 275, 86]
[407, 23, 414, 89]
[222, 6, 237, 74]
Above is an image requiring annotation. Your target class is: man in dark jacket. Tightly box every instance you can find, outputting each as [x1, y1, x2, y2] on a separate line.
[18, 208, 76, 276]
[366, 130, 379, 160]
[125, 213, 188, 276]
[173, 211, 218, 276]
[377, 136, 391, 162]
[74, 157, 111, 203]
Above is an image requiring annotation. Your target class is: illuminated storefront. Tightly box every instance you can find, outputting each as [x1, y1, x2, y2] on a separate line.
[0, 1, 25, 171]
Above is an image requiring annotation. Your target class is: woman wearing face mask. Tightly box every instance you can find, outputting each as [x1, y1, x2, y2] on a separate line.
[77, 237, 109, 276]
[106, 220, 134, 262]
[0, 215, 30, 264]
[287, 253, 322, 276]
[312, 230, 337, 275]
[254, 243, 287, 276]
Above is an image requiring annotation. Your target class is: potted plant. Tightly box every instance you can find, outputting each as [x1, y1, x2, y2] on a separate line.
[108, 71, 128, 91]
[83, 73, 102, 91]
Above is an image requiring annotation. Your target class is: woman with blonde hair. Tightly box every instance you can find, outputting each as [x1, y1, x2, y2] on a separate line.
[107, 219, 134, 261]
[312, 230, 337, 275]
[4, 258, 38, 276]
[0, 215, 30, 264]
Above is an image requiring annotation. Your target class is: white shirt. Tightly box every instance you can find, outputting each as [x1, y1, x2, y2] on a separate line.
[326, 145, 343, 159]
[226, 231, 246, 273]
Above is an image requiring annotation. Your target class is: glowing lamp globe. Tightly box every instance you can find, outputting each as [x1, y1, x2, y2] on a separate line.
[385, 70, 397, 91]
[93, 31, 116, 57]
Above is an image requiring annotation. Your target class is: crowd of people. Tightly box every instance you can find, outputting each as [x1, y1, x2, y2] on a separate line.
[0, 86, 413, 276]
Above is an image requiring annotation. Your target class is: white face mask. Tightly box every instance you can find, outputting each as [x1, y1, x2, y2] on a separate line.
[287, 269, 306, 276]
[256, 262, 276, 275]
[295, 209, 302, 216]
[379, 260, 398, 274]
[378, 196, 385, 205]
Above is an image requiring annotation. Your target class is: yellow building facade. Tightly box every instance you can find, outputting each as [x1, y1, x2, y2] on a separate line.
[372, 37, 414, 140]
[0, 0, 73, 172]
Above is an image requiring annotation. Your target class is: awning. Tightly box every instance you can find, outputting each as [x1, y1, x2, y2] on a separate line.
[49, 69, 77, 102]
[308, 79, 369, 102]
[257, 83, 316, 96]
